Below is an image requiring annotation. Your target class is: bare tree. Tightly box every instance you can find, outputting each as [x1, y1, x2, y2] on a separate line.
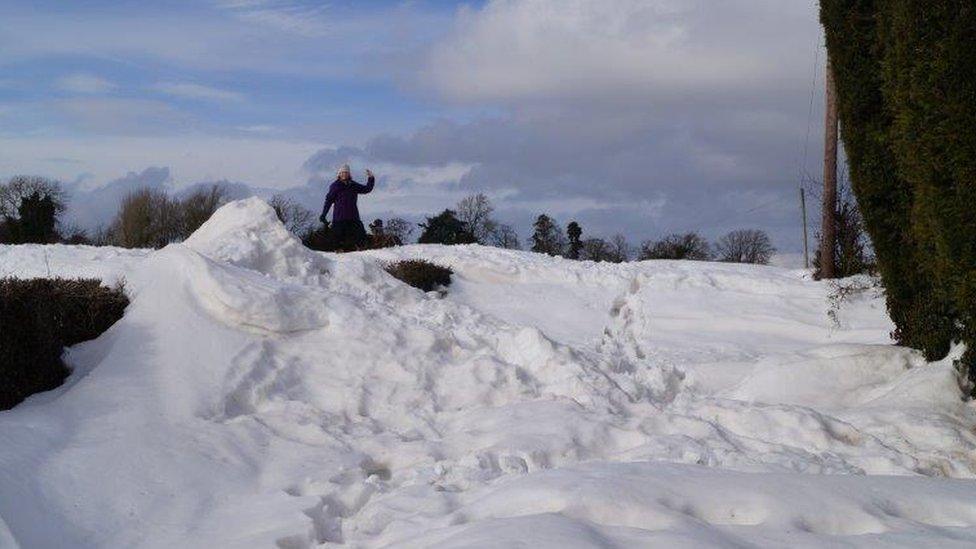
[179, 184, 228, 239]
[639, 232, 711, 261]
[59, 223, 91, 245]
[385, 217, 415, 244]
[814, 186, 872, 278]
[487, 223, 521, 249]
[269, 194, 314, 235]
[608, 234, 631, 263]
[456, 193, 498, 243]
[108, 187, 182, 248]
[0, 176, 67, 219]
[580, 237, 613, 261]
[715, 229, 775, 264]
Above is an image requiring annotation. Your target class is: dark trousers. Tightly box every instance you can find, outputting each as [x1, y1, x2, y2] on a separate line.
[329, 220, 367, 251]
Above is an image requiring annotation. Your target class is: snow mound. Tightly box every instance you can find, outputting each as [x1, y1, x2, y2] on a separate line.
[386, 462, 976, 548]
[184, 197, 330, 280]
[725, 344, 966, 409]
[2, 205, 976, 548]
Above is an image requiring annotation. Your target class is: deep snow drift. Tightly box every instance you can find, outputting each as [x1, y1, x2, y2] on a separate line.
[1, 198, 975, 548]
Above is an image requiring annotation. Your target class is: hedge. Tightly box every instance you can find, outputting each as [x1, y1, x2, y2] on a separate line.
[0, 278, 129, 410]
[821, 0, 976, 386]
[385, 260, 453, 292]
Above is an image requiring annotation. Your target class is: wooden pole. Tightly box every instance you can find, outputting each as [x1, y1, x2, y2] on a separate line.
[820, 58, 839, 278]
[800, 187, 810, 269]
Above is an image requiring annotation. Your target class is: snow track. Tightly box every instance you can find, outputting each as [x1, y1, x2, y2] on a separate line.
[1, 198, 975, 548]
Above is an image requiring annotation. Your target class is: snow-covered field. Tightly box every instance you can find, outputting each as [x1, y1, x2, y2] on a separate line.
[1, 198, 975, 548]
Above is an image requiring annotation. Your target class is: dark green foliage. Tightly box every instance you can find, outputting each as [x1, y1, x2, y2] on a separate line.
[530, 214, 565, 256]
[0, 278, 129, 410]
[566, 221, 583, 259]
[385, 260, 453, 292]
[15, 192, 58, 243]
[0, 219, 15, 243]
[418, 210, 477, 245]
[821, 0, 974, 382]
[639, 232, 711, 261]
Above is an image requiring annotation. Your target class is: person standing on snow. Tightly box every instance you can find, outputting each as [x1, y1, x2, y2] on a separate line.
[319, 164, 375, 250]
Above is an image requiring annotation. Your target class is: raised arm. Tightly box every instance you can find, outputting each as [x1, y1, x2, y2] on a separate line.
[356, 169, 375, 194]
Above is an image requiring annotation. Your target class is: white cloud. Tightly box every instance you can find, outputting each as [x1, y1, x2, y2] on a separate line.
[0, 135, 323, 192]
[236, 124, 280, 134]
[0, 3, 447, 81]
[215, 0, 331, 37]
[424, 0, 818, 103]
[55, 97, 189, 134]
[152, 82, 245, 103]
[58, 73, 116, 94]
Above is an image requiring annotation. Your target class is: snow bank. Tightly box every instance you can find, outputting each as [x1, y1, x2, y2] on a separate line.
[385, 462, 976, 548]
[184, 197, 331, 281]
[1, 199, 975, 548]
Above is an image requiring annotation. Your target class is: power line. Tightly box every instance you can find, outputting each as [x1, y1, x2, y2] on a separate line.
[799, 36, 823, 194]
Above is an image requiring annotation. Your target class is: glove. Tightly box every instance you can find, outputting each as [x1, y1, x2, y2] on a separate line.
[365, 169, 374, 179]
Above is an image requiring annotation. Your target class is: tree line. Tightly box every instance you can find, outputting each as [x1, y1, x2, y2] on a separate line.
[0, 176, 232, 248]
[1, 176, 777, 265]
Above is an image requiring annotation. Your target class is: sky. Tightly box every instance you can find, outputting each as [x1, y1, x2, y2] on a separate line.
[0, 0, 830, 251]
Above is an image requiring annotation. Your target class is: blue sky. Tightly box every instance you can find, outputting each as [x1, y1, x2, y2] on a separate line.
[0, 0, 828, 252]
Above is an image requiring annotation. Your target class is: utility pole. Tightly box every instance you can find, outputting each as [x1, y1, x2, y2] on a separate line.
[820, 57, 839, 278]
[800, 187, 809, 269]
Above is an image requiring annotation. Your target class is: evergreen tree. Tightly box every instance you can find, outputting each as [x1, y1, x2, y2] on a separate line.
[530, 214, 565, 256]
[15, 192, 58, 244]
[418, 209, 478, 245]
[0, 176, 66, 244]
[566, 221, 583, 259]
[822, 0, 972, 382]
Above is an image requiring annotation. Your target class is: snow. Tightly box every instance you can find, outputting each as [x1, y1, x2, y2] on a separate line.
[1, 197, 975, 548]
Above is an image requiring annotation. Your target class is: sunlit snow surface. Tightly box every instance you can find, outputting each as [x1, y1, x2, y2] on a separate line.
[1, 198, 975, 548]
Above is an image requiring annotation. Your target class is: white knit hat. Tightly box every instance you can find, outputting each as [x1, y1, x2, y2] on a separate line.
[337, 164, 351, 176]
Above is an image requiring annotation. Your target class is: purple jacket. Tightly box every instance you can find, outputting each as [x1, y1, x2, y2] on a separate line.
[321, 176, 374, 222]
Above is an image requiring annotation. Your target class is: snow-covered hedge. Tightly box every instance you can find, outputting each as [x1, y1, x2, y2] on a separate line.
[385, 259, 453, 292]
[0, 278, 128, 410]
